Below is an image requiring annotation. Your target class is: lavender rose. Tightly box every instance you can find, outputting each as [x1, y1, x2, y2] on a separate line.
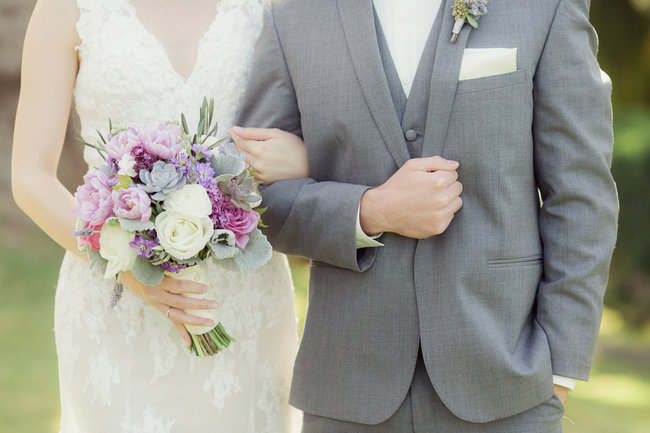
[217, 200, 260, 249]
[138, 123, 183, 159]
[73, 170, 114, 227]
[112, 186, 152, 222]
[106, 128, 139, 160]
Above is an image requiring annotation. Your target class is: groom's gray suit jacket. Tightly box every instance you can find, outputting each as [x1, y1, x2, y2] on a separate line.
[238, 0, 617, 424]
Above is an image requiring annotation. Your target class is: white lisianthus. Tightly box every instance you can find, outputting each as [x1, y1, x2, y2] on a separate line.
[99, 221, 137, 279]
[155, 210, 214, 260]
[117, 153, 137, 177]
[163, 184, 212, 217]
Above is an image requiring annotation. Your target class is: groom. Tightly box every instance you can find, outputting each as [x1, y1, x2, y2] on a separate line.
[237, 0, 617, 431]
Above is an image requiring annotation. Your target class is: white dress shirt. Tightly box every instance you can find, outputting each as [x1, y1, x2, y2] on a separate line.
[354, 0, 577, 392]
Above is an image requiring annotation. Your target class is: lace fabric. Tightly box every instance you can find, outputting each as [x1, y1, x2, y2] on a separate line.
[55, 0, 301, 431]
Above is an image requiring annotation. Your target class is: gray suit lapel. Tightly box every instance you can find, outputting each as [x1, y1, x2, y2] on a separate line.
[422, 0, 473, 158]
[337, 0, 410, 167]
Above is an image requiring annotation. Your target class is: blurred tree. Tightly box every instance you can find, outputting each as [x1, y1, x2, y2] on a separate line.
[590, 0, 650, 109]
[590, 0, 650, 327]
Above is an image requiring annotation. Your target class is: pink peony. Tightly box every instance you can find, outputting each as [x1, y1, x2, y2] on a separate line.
[73, 170, 114, 227]
[138, 123, 183, 159]
[79, 223, 101, 252]
[106, 128, 139, 160]
[112, 186, 152, 222]
[216, 200, 260, 249]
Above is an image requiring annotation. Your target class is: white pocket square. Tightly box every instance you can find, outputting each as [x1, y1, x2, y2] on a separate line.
[458, 48, 517, 81]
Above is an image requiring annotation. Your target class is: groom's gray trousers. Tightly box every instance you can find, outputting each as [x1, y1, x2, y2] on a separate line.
[303, 350, 565, 433]
[237, 0, 616, 428]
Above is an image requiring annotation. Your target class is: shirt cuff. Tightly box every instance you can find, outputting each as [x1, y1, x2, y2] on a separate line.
[355, 205, 384, 249]
[552, 375, 577, 391]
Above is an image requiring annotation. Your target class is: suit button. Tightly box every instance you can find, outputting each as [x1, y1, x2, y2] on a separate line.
[405, 129, 418, 142]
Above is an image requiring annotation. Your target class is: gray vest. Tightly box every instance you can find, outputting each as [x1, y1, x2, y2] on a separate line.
[374, 7, 445, 158]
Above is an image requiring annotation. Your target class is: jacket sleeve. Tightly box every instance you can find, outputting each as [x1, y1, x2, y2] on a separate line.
[236, 1, 377, 272]
[532, 0, 618, 380]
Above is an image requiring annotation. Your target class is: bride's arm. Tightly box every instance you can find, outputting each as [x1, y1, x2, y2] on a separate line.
[11, 0, 81, 254]
[12, 0, 216, 346]
[229, 127, 309, 185]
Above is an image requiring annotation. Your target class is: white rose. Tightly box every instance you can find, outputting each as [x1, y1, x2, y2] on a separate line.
[99, 222, 137, 279]
[155, 210, 214, 260]
[117, 153, 137, 177]
[163, 184, 212, 217]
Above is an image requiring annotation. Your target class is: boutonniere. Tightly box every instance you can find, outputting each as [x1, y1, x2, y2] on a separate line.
[451, 0, 488, 43]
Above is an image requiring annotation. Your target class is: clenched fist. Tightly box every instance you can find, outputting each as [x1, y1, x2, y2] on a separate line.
[360, 156, 463, 239]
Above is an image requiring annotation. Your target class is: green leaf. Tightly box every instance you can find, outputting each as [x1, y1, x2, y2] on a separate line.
[467, 15, 478, 28]
[132, 256, 165, 286]
[216, 229, 272, 272]
[96, 129, 107, 144]
[118, 218, 155, 232]
[208, 98, 214, 126]
[181, 113, 190, 135]
[210, 154, 246, 177]
[197, 118, 206, 137]
[88, 250, 107, 276]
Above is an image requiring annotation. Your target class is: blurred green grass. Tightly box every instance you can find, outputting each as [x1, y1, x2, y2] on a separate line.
[1, 231, 649, 433]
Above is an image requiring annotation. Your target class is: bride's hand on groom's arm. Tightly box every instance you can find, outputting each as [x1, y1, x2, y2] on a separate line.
[360, 156, 463, 239]
[121, 272, 218, 346]
[229, 126, 309, 185]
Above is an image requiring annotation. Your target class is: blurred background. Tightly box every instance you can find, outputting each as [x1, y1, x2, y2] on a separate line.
[1, 0, 648, 432]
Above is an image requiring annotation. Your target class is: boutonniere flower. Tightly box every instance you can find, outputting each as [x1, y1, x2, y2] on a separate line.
[451, 0, 488, 43]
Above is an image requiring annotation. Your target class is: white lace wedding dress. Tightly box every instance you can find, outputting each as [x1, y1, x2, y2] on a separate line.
[54, 0, 301, 432]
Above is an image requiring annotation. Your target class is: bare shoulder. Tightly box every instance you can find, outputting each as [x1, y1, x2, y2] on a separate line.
[26, 0, 80, 49]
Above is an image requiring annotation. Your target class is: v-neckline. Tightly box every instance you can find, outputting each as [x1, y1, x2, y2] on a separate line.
[125, 0, 223, 84]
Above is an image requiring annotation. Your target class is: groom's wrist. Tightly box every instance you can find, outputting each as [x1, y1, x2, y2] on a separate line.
[359, 188, 387, 236]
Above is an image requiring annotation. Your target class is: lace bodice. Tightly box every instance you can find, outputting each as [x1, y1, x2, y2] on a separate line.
[75, 0, 263, 167]
[54, 1, 301, 432]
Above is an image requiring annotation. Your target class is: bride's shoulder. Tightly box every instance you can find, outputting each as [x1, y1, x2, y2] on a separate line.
[28, 0, 80, 48]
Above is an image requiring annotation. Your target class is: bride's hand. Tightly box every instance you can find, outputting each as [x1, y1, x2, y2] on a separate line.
[121, 271, 218, 346]
[229, 126, 309, 185]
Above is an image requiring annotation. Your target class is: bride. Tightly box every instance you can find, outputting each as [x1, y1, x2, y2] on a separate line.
[11, 0, 309, 431]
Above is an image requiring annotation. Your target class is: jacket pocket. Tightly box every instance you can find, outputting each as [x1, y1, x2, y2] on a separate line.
[486, 254, 542, 268]
[456, 69, 527, 95]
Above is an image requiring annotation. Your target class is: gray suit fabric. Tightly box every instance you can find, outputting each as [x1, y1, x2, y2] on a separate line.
[303, 352, 565, 433]
[237, 0, 617, 425]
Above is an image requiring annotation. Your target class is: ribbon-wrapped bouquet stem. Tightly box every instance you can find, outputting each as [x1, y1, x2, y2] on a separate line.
[73, 98, 272, 357]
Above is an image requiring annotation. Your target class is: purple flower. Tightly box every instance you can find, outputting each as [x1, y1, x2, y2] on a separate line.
[160, 261, 188, 273]
[138, 123, 183, 159]
[112, 186, 152, 222]
[214, 198, 260, 248]
[192, 143, 213, 161]
[131, 145, 161, 175]
[195, 162, 215, 188]
[129, 232, 159, 258]
[106, 128, 139, 160]
[139, 161, 186, 201]
[171, 152, 191, 176]
[73, 170, 115, 226]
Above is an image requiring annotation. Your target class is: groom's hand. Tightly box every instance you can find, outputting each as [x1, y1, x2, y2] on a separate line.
[553, 384, 570, 405]
[360, 156, 463, 239]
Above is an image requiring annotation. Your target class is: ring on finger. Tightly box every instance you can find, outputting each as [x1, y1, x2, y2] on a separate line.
[165, 307, 173, 318]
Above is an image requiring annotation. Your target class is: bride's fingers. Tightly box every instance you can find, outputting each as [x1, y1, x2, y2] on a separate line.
[159, 292, 219, 311]
[174, 323, 193, 347]
[160, 277, 208, 294]
[168, 308, 215, 328]
[230, 126, 279, 141]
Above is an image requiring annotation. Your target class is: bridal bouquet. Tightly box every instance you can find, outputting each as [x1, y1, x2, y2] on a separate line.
[72, 98, 272, 357]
